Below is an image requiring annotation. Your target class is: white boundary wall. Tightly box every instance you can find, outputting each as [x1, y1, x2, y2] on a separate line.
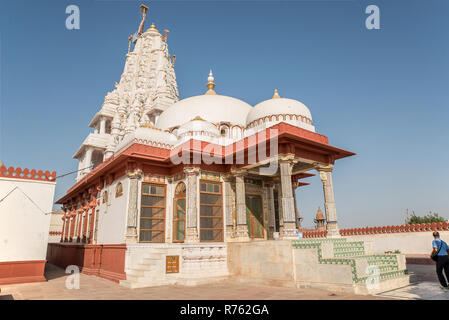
[345, 231, 449, 255]
[0, 176, 56, 261]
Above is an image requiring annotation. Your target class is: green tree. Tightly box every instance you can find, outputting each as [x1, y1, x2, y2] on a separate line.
[406, 211, 446, 224]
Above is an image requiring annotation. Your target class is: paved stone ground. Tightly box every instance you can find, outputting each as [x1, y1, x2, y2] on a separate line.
[375, 264, 449, 300]
[0, 263, 390, 300]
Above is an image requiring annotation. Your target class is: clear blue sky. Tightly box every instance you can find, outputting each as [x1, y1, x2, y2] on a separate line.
[0, 0, 448, 228]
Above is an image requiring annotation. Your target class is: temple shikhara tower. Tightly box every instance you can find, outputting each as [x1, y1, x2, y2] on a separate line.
[73, 5, 178, 180]
[48, 5, 410, 293]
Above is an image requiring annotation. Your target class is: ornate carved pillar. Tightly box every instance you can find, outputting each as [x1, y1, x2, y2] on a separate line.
[166, 177, 174, 244]
[233, 169, 249, 241]
[266, 182, 276, 239]
[279, 155, 298, 239]
[77, 207, 84, 242]
[60, 211, 66, 243]
[273, 177, 282, 233]
[99, 117, 106, 134]
[88, 196, 98, 244]
[69, 210, 76, 242]
[222, 174, 235, 240]
[317, 165, 340, 238]
[65, 209, 71, 242]
[292, 180, 301, 230]
[185, 167, 200, 243]
[67, 217, 71, 242]
[82, 205, 89, 243]
[85, 148, 93, 174]
[126, 170, 142, 244]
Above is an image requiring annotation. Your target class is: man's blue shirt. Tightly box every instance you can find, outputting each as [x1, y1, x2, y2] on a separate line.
[432, 239, 449, 256]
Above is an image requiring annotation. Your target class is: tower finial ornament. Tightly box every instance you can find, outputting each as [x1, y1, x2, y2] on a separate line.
[149, 22, 158, 32]
[272, 89, 280, 99]
[205, 69, 216, 95]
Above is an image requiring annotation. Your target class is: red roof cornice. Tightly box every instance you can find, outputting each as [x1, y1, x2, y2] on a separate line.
[56, 122, 354, 204]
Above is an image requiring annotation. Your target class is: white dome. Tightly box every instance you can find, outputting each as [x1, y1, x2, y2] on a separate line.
[246, 98, 312, 126]
[115, 126, 177, 154]
[177, 118, 220, 138]
[156, 94, 252, 130]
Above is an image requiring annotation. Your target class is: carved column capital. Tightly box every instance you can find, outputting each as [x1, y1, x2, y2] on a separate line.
[221, 173, 233, 182]
[263, 181, 274, 188]
[315, 164, 334, 176]
[230, 168, 247, 177]
[278, 153, 298, 164]
[183, 166, 200, 176]
[127, 169, 143, 179]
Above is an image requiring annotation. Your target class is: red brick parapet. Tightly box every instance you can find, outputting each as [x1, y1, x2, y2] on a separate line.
[300, 222, 449, 239]
[0, 165, 56, 182]
[339, 222, 449, 236]
[303, 230, 327, 238]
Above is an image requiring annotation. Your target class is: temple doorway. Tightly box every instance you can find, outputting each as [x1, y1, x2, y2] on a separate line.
[245, 195, 264, 238]
[173, 182, 186, 242]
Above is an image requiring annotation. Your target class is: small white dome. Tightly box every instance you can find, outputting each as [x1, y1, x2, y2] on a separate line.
[246, 97, 312, 127]
[177, 118, 220, 138]
[115, 125, 177, 154]
[156, 94, 252, 130]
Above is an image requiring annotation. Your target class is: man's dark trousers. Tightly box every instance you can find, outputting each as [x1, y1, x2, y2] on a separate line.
[436, 255, 449, 287]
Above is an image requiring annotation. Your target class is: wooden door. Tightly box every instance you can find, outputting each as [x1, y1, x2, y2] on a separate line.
[173, 198, 186, 242]
[173, 182, 186, 243]
[245, 195, 264, 238]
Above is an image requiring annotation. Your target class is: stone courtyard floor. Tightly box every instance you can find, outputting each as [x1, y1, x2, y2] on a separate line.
[374, 264, 449, 300]
[0, 263, 447, 300]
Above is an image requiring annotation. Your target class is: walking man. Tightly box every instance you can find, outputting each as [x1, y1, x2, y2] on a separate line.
[431, 231, 449, 289]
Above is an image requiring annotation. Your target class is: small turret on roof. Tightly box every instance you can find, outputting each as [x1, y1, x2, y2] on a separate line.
[316, 207, 325, 220]
[314, 207, 326, 231]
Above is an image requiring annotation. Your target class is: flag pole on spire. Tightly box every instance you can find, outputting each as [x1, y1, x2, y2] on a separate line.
[138, 4, 149, 36]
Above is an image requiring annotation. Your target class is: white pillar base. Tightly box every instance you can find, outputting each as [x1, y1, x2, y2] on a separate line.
[185, 227, 199, 243]
[280, 222, 298, 239]
[234, 225, 249, 241]
[225, 226, 235, 241]
[326, 222, 341, 238]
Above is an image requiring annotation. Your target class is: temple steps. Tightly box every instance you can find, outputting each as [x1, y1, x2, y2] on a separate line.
[120, 252, 169, 288]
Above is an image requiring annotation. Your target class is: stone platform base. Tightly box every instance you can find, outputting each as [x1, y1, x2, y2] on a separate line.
[292, 238, 410, 295]
[406, 255, 435, 265]
[120, 243, 229, 289]
[0, 260, 47, 285]
[227, 239, 410, 295]
[296, 275, 411, 295]
[46, 243, 127, 283]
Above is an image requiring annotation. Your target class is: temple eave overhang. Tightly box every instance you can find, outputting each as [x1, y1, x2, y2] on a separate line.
[57, 122, 354, 205]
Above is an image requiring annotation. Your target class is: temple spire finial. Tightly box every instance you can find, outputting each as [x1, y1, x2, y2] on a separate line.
[205, 69, 216, 95]
[272, 89, 280, 99]
[138, 4, 149, 35]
